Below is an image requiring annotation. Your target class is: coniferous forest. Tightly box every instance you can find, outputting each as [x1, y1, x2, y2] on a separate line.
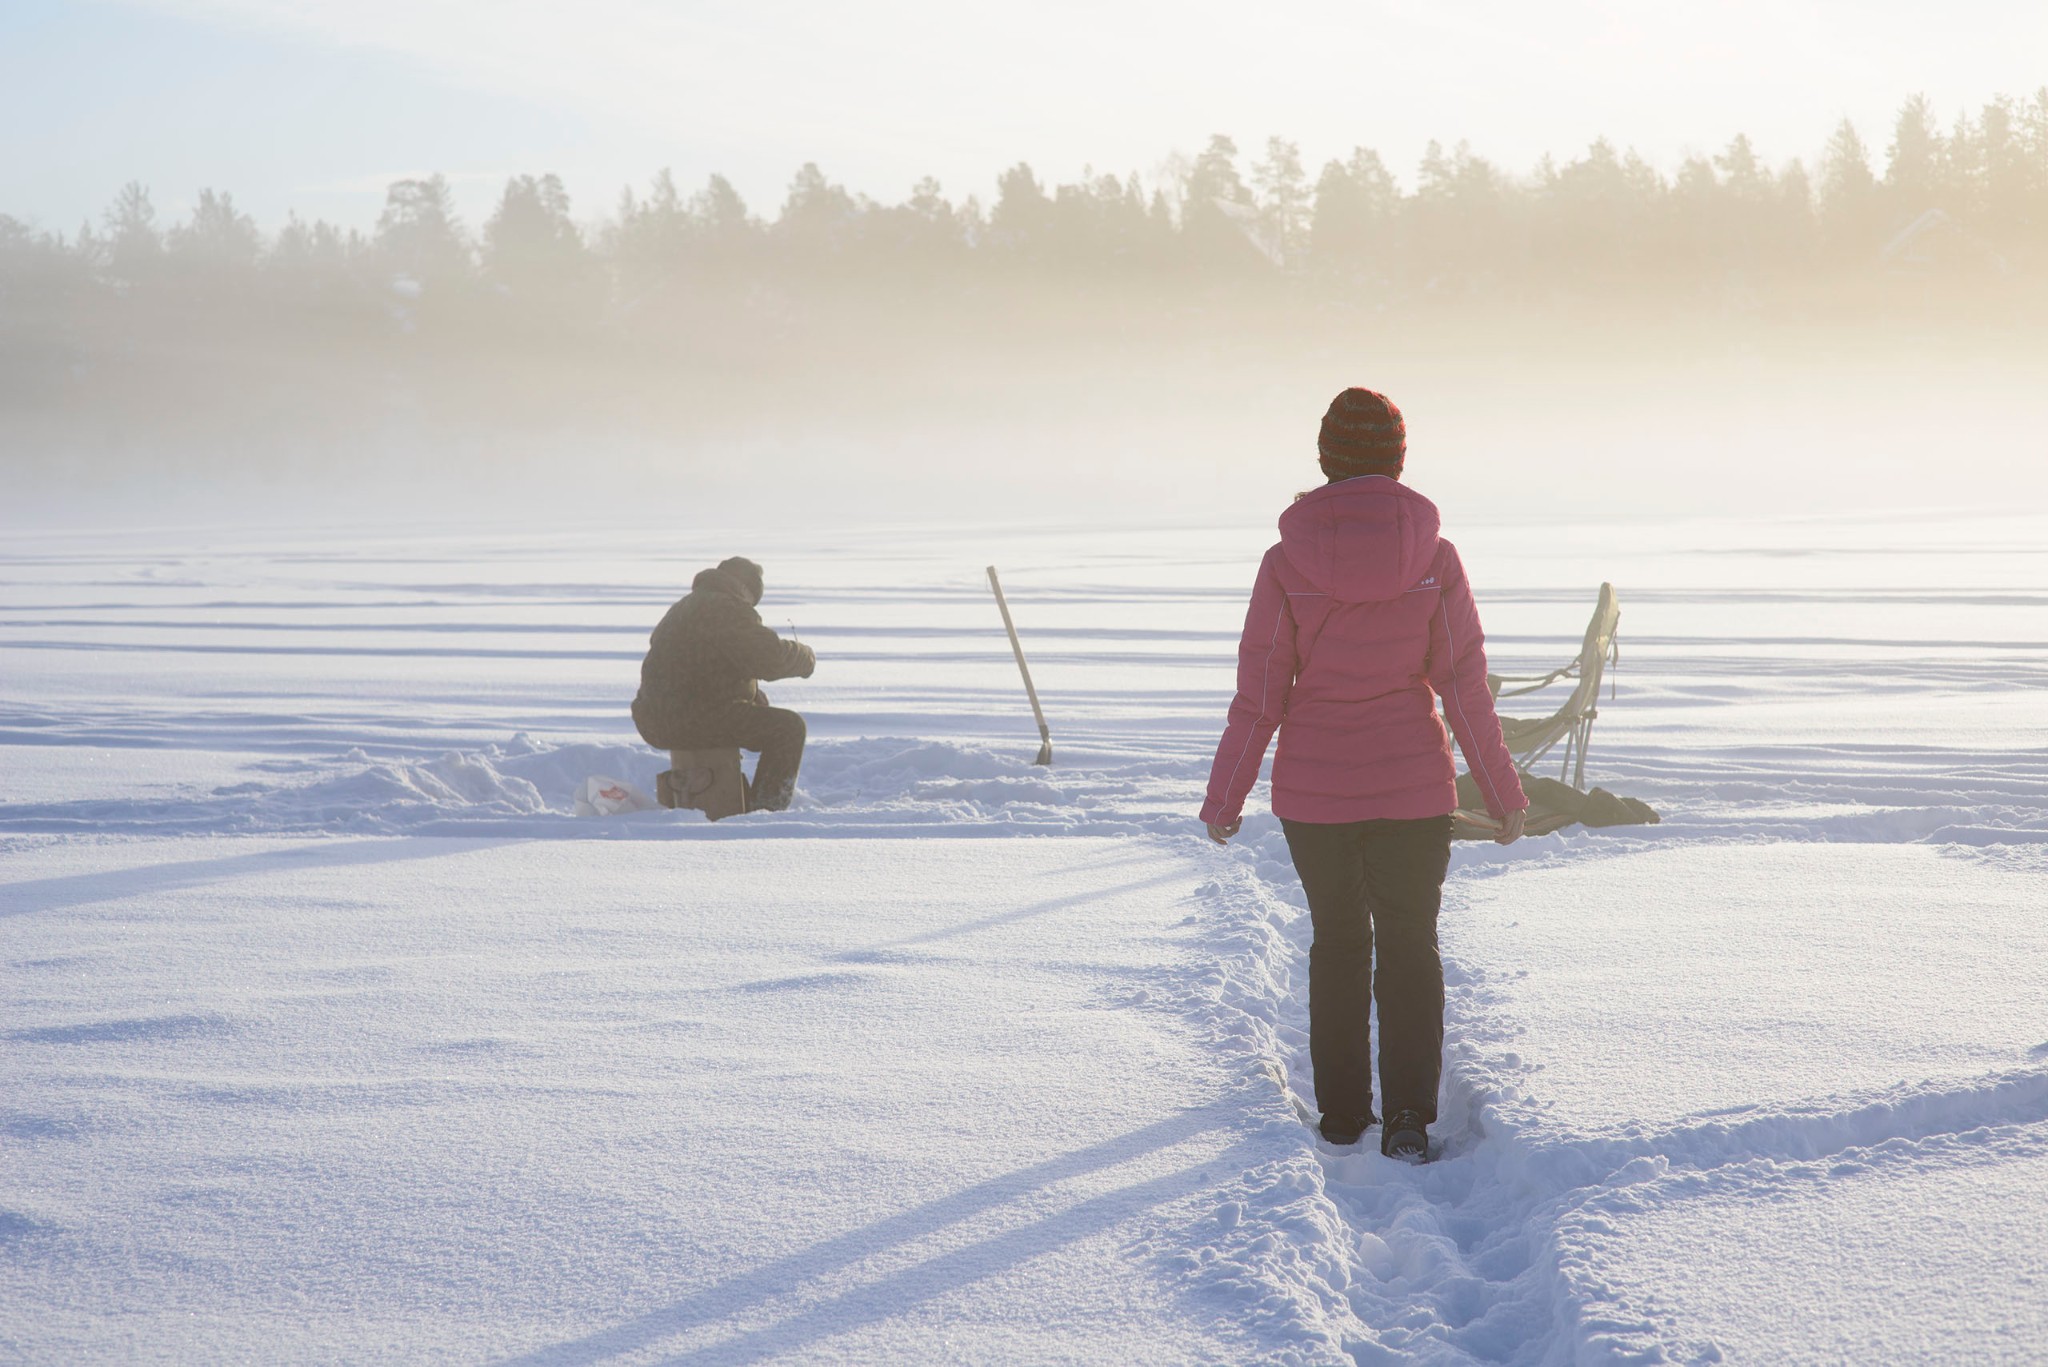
[6, 92, 2046, 464]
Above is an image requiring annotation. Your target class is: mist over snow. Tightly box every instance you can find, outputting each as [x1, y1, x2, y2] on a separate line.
[9, 77, 2048, 534]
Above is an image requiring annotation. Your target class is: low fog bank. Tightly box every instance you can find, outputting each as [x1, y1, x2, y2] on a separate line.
[13, 96, 2048, 535]
[8, 324, 2047, 539]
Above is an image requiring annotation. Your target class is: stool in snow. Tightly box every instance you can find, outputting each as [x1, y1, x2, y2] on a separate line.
[658, 747, 747, 820]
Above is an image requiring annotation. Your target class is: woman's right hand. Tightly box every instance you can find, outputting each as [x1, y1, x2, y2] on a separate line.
[1494, 809, 1526, 845]
[1205, 818, 1242, 846]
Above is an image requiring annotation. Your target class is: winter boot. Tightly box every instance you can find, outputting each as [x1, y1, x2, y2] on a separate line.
[1318, 1110, 1377, 1146]
[1381, 1109, 1429, 1163]
[751, 775, 797, 813]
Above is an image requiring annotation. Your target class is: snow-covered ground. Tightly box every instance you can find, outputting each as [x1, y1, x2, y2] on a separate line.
[5, 508, 2046, 1363]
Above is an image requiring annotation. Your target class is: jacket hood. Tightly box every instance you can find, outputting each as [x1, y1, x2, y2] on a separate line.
[1276, 476, 1442, 603]
[692, 566, 759, 606]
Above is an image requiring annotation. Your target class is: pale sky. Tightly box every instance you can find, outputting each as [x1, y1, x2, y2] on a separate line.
[4, 0, 2044, 235]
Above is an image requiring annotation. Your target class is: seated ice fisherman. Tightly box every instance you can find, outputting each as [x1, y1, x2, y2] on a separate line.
[631, 556, 816, 813]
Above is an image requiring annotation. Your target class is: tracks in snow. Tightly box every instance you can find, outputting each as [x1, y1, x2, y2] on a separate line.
[1177, 834, 2048, 1366]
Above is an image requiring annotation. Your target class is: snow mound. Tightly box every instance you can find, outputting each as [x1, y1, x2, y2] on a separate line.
[0, 735, 1129, 837]
[797, 738, 1079, 813]
[299, 748, 552, 821]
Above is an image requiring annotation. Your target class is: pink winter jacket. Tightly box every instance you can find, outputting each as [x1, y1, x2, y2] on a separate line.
[1200, 477, 1528, 826]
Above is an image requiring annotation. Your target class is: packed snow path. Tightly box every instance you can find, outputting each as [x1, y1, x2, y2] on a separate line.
[5, 513, 2048, 1363]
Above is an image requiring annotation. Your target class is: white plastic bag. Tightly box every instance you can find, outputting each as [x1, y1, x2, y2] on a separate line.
[573, 775, 659, 817]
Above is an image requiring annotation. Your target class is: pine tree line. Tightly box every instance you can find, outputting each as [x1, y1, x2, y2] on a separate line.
[4, 92, 2045, 392]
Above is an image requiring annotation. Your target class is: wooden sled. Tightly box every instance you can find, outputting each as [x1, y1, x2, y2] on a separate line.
[1454, 584, 1631, 837]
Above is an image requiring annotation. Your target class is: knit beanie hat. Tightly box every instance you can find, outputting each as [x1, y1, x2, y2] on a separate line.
[717, 556, 765, 606]
[1317, 388, 1406, 480]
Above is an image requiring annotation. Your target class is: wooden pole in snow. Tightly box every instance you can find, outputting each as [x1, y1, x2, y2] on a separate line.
[986, 566, 1052, 766]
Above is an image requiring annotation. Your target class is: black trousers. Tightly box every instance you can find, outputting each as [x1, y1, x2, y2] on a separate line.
[676, 701, 807, 811]
[1281, 815, 1454, 1125]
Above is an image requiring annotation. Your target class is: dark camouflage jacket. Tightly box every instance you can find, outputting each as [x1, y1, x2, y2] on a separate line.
[631, 566, 815, 748]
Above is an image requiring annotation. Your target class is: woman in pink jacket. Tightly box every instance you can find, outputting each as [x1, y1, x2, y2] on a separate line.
[1201, 387, 1528, 1162]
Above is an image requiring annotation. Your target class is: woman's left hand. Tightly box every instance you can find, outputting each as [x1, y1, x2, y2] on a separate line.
[1205, 819, 1242, 846]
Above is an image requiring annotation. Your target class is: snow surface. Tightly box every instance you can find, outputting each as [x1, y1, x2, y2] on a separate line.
[4, 836, 1276, 1363]
[4, 509, 2047, 1363]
